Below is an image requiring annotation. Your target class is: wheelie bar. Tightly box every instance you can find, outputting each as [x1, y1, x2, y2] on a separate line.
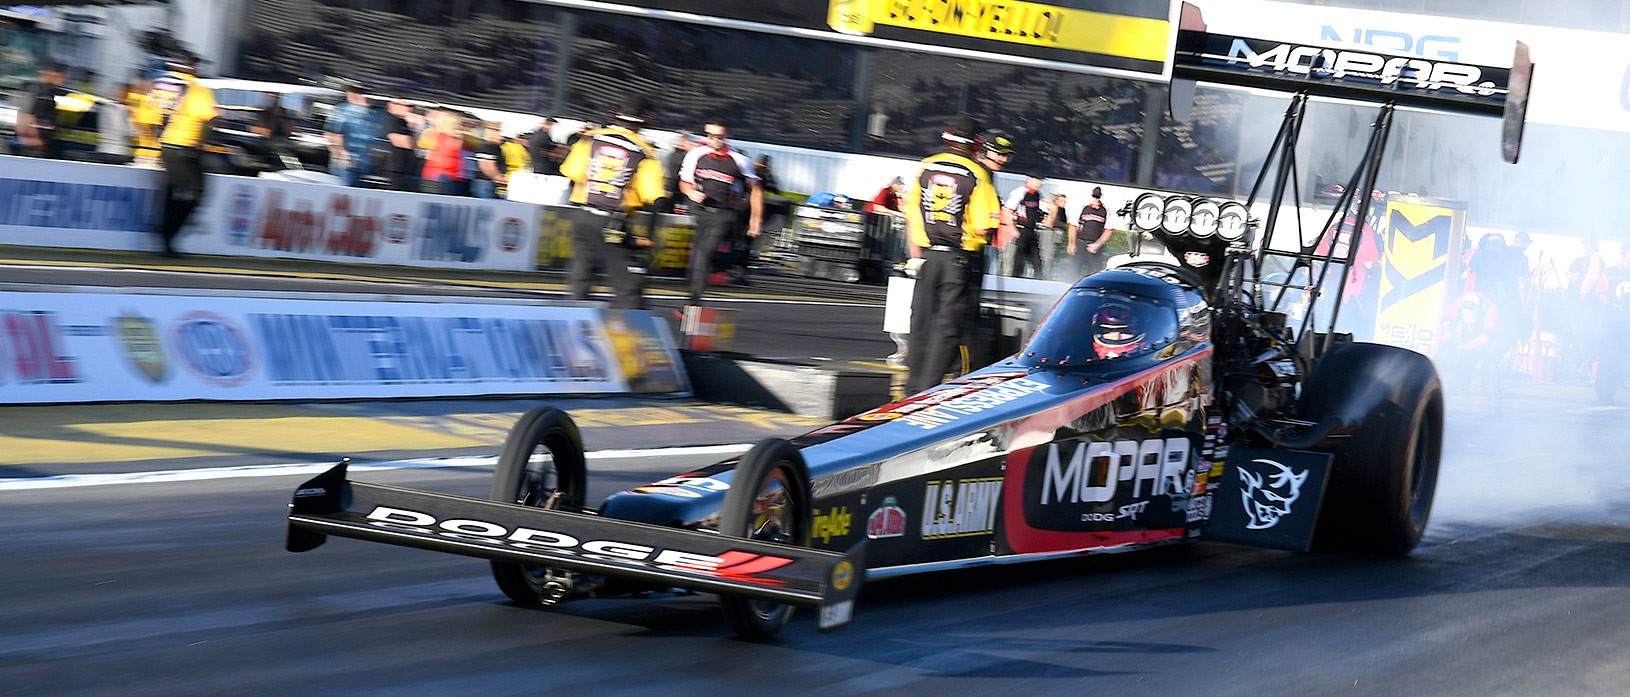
[286, 460, 864, 631]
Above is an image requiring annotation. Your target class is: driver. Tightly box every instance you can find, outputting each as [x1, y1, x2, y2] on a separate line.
[1092, 297, 1151, 360]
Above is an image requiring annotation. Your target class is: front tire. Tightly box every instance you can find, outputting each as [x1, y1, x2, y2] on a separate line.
[489, 406, 588, 605]
[1299, 342, 1443, 555]
[717, 438, 811, 639]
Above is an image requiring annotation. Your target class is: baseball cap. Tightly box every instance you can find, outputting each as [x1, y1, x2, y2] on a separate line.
[942, 116, 983, 146]
[983, 135, 1015, 155]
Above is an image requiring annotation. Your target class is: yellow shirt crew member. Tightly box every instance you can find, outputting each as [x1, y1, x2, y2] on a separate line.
[557, 97, 666, 310]
[903, 117, 1000, 395]
[135, 71, 218, 148]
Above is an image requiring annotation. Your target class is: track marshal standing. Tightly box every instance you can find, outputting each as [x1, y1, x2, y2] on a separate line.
[903, 116, 1001, 394]
[558, 97, 667, 309]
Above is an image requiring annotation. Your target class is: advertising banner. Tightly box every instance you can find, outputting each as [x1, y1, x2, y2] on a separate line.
[0, 156, 163, 252]
[555, 0, 1177, 80]
[1372, 198, 1466, 356]
[0, 156, 542, 271]
[535, 207, 696, 278]
[185, 174, 542, 271]
[0, 291, 688, 404]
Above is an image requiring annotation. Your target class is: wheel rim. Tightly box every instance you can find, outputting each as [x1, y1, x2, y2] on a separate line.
[744, 465, 797, 620]
[517, 429, 578, 589]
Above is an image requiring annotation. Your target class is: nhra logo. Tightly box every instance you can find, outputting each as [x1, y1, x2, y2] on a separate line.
[866, 496, 906, 539]
[498, 217, 523, 252]
[226, 185, 256, 246]
[385, 214, 411, 244]
[173, 311, 254, 387]
[113, 314, 167, 383]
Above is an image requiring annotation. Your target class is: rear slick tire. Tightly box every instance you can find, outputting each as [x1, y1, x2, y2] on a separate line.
[489, 406, 588, 605]
[717, 438, 812, 640]
[1299, 342, 1443, 555]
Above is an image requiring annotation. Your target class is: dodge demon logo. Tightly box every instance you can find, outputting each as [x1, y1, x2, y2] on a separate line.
[1238, 459, 1308, 530]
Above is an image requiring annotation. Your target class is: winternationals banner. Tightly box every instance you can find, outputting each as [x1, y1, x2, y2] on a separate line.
[0, 290, 687, 404]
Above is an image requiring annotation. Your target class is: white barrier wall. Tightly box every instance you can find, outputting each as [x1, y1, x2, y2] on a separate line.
[0, 155, 542, 271]
[0, 289, 688, 404]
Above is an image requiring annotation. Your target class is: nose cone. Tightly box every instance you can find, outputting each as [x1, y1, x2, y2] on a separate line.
[600, 489, 723, 529]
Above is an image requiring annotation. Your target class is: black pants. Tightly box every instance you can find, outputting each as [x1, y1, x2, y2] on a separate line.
[567, 208, 644, 309]
[1010, 226, 1042, 278]
[158, 145, 206, 254]
[689, 205, 734, 305]
[907, 249, 971, 394]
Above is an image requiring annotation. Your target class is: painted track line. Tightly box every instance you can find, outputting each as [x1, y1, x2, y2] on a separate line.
[0, 443, 752, 491]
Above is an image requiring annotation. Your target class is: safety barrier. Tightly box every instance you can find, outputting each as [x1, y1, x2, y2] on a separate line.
[0, 287, 688, 404]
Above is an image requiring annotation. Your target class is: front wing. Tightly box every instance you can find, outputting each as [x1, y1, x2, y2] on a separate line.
[286, 460, 863, 631]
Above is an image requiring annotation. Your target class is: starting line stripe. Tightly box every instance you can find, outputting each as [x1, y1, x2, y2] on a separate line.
[0, 443, 752, 491]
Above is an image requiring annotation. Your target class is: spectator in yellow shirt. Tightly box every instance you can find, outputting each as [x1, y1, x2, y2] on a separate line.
[135, 58, 218, 257]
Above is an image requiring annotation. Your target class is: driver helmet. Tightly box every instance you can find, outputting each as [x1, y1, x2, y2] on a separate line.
[1092, 297, 1150, 360]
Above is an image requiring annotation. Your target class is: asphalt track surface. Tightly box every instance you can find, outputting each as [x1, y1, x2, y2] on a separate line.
[5, 247, 1630, 696]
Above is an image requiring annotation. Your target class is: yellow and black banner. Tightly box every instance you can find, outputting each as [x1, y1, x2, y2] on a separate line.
[1372, 198, 1467, 357]
[560, 0, 1174, 79]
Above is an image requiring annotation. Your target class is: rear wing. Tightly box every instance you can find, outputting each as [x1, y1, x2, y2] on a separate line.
[1174, 31, 1515, 117]
[1170, 2, 1532, 163]
[287, 461, 863, 630]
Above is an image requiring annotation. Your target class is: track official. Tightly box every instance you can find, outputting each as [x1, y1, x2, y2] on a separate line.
[904, 117, 1000, 394]
[559, 97, 666, 309]
[679, 119, 762, 306]
[135, 58, 217, 258]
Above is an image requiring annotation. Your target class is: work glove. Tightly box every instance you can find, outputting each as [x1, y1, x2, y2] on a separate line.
[903, 256, 925, 278]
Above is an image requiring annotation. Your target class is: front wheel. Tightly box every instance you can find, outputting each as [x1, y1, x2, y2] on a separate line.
[717, 438, 812, 639]
[489, 406, 588, 605]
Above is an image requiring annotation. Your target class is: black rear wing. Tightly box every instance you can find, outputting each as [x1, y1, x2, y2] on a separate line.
[1174, 30, 1516, 117]
[287, 461, 863, 630]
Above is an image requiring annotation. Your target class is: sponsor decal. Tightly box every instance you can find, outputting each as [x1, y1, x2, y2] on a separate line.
[1218, 37, 1500, 97]
[866, 496, 906, 539]
[364, 506, 794, 576]
[811, 463, 881, 499]
[385, 214, 411, 244]
[1187, 493, 1213, 523]
[812, 506, 852, 544]
[1317, 25, 1460, 61]
[415, 201, 491, 263]
[1039, 438, 1191, 506]
[498, 217, 524, 252]
[1238, 459, 1308, 530]
[1021, 436, 1197, 530]
[819, 599, 854, 630]
[632, 475, 727, 499]
[254, 188, 380, 257]
[173, 311, 254, 387]
[227, 184, 256, 245]
[0, 310, 81, 384]
[921, 477, 1002, 539]
[899, 377, 1049, 430]
[113, 314, 167, 383]
[831, 560, 854, 592]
